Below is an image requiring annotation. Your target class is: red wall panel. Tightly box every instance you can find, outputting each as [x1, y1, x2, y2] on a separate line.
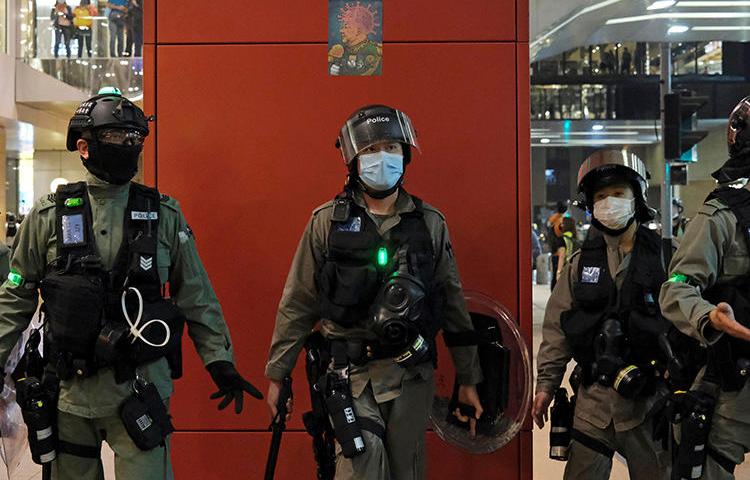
[156, 1, 516, 44]
[143, 0, 155, 45]
[156, 42, 518, 431]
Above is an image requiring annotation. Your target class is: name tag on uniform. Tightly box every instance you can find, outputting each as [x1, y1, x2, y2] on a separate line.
[581, 266, 601, 284]
[336, 216, 362, 232]
[61, 214, 85, 245]
[131, 211, 158, 221]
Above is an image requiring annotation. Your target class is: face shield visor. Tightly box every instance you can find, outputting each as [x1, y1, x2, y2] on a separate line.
[337, 107, 419, 164]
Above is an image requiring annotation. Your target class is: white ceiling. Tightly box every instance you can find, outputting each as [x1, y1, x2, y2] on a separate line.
[532, 0, 750, 61]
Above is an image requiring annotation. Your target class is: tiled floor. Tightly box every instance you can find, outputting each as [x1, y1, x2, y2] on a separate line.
[0, 445, 114, 479]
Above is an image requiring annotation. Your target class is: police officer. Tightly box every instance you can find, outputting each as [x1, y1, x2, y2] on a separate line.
[533, 150, 670, 479]
[660, 96, 750, 479]
[265, 105, 483, 480]
[0, 88, 262, 479]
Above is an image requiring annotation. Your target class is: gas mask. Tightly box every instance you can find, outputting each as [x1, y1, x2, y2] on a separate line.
[592, 317, 647, 398]
[593, 197, 635, 233]
[369, 247, 430, 368]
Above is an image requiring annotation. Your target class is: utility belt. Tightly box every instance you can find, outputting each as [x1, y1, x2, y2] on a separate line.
[325, 336, 431, 368]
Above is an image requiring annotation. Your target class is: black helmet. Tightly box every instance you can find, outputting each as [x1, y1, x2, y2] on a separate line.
[577, 150, 653, 222]
[336, 104, 419, 165]
[728, 95, 750, 157]
[66, 87, 150, 151]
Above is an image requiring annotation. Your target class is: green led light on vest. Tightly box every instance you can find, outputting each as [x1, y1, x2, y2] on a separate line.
[64, 198, 83, 208]
[98, 86, 122, 96]
[668, 273, 688, 283]
[377, 247, 388, 267]
[7, 271, 23, 288]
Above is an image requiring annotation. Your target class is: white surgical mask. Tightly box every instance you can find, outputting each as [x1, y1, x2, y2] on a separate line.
[358, 151, 404, 191]
[593, 196, 635, 231]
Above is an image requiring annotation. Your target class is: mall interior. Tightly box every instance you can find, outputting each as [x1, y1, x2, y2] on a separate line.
[0, 0, 749, 479]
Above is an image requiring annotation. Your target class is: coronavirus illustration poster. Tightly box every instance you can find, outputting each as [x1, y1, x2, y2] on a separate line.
[328, 1, 383, 76]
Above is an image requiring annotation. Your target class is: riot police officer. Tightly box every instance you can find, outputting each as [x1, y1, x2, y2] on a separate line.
[0, 88, 262, 479]
[533, 150, 670, 479]
[660, 96, 750, 479]
[265, 105, 483, 480]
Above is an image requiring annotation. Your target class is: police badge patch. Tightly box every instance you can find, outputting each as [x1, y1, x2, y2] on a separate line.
[582, 266, 601, 284]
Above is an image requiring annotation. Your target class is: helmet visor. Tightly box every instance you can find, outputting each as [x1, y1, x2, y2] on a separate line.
[338, 109, 419, 164]
[578, 150, 648, 191]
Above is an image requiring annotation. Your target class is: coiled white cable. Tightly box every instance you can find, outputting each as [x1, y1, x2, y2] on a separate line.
[121, 287, 170, 348]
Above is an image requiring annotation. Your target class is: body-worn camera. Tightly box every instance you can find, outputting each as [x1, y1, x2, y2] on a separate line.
[592, 318, 647, 398]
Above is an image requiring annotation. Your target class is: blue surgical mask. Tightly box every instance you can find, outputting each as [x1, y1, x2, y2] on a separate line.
[358, 151, 404, 192]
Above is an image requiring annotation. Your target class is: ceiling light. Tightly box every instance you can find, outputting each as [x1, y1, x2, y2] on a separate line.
[607, 12, 750, 25]
[678, 1, 750, 6]
[692, 25, 750, 30]
[50, 178, 68, 193]
[668, 25, 690, 33]
[532, 0, 626, 48]
[592, 124, 604, 131]
[648, 0, 676, 9]
[540, 138, 551, 144]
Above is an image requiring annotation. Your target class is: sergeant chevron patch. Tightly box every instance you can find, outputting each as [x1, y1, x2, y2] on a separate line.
[140, 256, 153, 271]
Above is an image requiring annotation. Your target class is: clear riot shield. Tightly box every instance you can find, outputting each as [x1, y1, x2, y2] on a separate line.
[430, 290, 532, 454]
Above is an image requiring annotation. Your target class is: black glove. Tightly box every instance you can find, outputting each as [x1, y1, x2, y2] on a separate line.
[206, 361, 263, 414]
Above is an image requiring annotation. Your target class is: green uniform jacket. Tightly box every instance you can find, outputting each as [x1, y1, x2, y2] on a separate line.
[536, 226, 658, 432]
[660, 183, 750, 423]
[265, 189, 482, 403]
[0, 174, 234, 418]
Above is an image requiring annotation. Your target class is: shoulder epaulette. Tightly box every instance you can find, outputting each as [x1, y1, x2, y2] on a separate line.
[159, 193, 180, 213]
[37, 193, 57, 212]
[312, 201, 334, 217]
[419, 202, 446, 222]
[699, 198, 730, 216]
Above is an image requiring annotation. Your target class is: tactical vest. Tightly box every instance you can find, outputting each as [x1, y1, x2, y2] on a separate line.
[40, 182, 185, 382]
[702, 187, 750, 391]
[315, 191, 444, 343]
[560, 226, 670, 386]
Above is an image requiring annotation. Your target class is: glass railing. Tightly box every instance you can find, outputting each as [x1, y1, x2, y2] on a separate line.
[16, 1, 143, 99]
[26, 57, 143, 99]
[532, 41, 724, 79]
[532, 84, 613, 120]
